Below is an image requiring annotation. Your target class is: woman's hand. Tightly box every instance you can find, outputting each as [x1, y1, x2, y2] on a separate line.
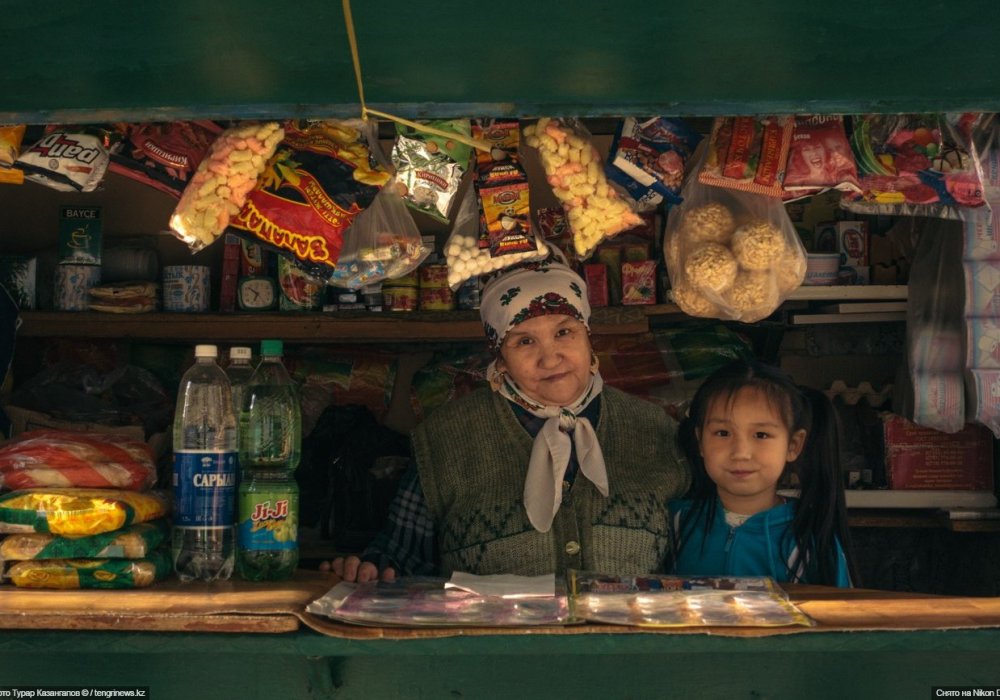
[320, 555, 397, 583]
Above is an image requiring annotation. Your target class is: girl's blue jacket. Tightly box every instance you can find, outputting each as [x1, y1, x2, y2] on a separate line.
[669, 497, 852, 587]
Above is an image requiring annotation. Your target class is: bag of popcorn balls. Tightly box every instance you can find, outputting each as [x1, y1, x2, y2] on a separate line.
[665, 151, 806, 323]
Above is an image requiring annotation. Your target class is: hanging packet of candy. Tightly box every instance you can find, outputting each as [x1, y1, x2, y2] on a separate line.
[472, 119, 538, 256]
[782, 116, 861, 201]
[0, 124, 26, 184]
[698, 116, 794, 198]
[109, 121, 224, 198]
[169, 121, 284, 251]
[523, 118, 643, 260]
[842, 113, 988, 218]
[392, 119, 472, 223]
[228, 119, 391, 271]
[16, 126, 119, 193]
[605, 117, 703, 210]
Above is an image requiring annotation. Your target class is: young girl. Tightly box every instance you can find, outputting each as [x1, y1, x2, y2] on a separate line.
[669, 359, 857, 587]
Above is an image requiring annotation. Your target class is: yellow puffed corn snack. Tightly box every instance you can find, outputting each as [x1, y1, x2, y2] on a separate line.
[0, 489, 170, 538]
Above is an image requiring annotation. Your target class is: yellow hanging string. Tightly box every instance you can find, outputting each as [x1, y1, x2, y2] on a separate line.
[340, 0, 492, 152]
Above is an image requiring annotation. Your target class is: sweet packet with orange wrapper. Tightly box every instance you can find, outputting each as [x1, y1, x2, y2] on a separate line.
[698, 116, 794, 198]
[0, 488, 170, 538]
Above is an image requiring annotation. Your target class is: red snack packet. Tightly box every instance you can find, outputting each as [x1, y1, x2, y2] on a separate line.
[622, 260, 657, 305]
[109, 121, 223, 198]
[699, 116, 794, 197]
[584, 263, 609, 307]
[783, 116, 860, 197]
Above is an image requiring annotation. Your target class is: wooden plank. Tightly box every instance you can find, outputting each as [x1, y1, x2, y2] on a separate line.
[2, 2, 999, 121]
[790, 311, 907, 325]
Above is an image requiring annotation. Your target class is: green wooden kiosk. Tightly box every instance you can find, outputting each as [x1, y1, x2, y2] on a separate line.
[2, 1, 1000, 698]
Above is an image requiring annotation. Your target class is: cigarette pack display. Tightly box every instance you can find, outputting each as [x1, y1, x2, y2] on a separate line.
[881, 413, 994, 491]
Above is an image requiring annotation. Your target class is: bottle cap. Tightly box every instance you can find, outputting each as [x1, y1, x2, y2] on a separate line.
[230, 346, 253, 361]
[260, 339, 283, 357]
[194, 344, 218, 358]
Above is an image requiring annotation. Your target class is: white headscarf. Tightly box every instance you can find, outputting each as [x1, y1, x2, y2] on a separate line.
[480, 252, 608, 533]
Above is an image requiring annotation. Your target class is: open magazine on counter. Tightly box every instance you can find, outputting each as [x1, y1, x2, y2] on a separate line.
[306, 571, 814, 629]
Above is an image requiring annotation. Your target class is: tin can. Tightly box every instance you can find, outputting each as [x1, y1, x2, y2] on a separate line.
[383, 284, 418, 311]
[419, 264, 450, 289]
[419, 285, 455, 311]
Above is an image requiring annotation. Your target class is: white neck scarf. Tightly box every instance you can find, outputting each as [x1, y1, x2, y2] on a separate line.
[489, 363, 609, 533]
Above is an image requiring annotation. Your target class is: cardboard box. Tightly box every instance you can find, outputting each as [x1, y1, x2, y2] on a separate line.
[882, 413, 994, 490]
[58, 206, 102, 265]
[815, 220, 869, 284]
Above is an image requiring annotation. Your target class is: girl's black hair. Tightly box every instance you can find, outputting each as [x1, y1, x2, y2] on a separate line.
[674, 359, 859, 587]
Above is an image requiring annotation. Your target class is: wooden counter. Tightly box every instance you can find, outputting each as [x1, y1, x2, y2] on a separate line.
[1, 573, 999, 699]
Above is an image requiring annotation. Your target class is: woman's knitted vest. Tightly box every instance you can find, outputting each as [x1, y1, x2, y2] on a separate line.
[412, 386, 690, 576]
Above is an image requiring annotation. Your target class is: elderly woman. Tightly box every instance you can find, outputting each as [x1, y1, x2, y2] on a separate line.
[326, 251, 689, 581]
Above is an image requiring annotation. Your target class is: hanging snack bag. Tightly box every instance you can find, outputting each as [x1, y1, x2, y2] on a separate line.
[444, 185, 546, 290]
[0, 488, 170, 537]
[109, 120, 223, 198]
[0, 520, 168, 561]
[329, 186, 430, 289]
[16, 125, 118, 193]
[473, 119, 538, 257]
[698, 116, 794, 198]
[523, 118, 643, 259]
[665, 153, 806, 323]
[782, 116, 861, 199]
[169, 121, 284, 251]
[0, 429, 157, 491]
[605, 117, 703, 210]
[0, 124, 26, 184]
[843, 113, 987, 218]
[5, 550, 172, 589]
[392, 119, 472, 222]
[229, 119, 391, 270]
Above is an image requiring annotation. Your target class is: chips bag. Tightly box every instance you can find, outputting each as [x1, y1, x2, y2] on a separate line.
[0, 489, 170, 537]
[5, 549, 171, 589]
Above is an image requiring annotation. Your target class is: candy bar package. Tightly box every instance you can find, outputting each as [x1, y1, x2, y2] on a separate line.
[0, 488, 170, 538]
[229, 119, 391, 271]
[0, 429, 157, 491]
[843, 113, 988, 218]
[665, 150, 806, 322]
[698, 116, 794, 198]
[16, 126, 118, 193]
[568, 571, 813, 628]
[170, 121, 284, 251]
[782, 115, 861, 200]
[109, 120, 223, 198]
[605, 116, 703, 210]
[392, 119, 472, 223]
[523, 118, 643, 259]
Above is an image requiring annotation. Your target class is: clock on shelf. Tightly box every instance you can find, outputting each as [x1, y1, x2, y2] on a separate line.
[237, 276, 278, 311]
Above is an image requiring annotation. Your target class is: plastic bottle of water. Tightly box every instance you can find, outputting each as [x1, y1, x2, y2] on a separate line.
[224, 346, 255, 420]
[237, 339, 301, 580]
[172, 344, 237, 582]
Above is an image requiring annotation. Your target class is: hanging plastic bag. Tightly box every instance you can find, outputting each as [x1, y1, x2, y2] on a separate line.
[665, 151, 806, 323]
[843, 113, 988, 219]
[329, 186, 430, 289]
[170, 121, 284, 251]
[16, 125, 118, 193]
[444, 184, 547, 290]
[391, 119, 472, 223]
[782, 115, 861, 201]
[522, 118, 643, 259]
[698, 116, 794, 198]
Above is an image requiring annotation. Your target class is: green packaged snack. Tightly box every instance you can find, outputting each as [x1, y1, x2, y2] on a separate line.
[0, 520, 168, 561]
[4, 549, 172, 589]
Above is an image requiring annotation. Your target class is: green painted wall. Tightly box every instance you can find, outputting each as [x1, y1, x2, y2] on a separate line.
[3, 1, 1000, 122]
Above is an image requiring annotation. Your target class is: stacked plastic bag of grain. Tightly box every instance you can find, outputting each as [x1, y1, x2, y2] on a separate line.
[0, 430, 171, 589]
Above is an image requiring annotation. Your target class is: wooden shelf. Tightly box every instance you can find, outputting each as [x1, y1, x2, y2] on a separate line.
[16, 308, 649, 343]
[16, 287, 907, 342]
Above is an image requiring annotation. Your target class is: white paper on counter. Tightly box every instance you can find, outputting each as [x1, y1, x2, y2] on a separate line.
[445, 572, 555, 598]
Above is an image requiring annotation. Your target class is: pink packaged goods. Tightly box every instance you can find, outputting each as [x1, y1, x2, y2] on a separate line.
[622, 261, 657, 305]
[783, 116, 860, 197]
[584, 264, 609, 307]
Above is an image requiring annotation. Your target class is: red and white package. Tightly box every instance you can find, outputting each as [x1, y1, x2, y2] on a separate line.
[0, 430, 157, 491]
[783, 116, 861, 197]
[16, 127, 116, 193]
[698, 116, 794, 197]
[110, 121, 223, 198]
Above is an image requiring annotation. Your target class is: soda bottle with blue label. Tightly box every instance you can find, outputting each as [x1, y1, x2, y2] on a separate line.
[172, 344, 237, 582]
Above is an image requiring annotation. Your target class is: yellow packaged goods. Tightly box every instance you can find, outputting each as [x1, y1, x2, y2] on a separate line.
[5, 549, 172, 589]
[0, 520, 168, 561]
[0, 489, 170, 538]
